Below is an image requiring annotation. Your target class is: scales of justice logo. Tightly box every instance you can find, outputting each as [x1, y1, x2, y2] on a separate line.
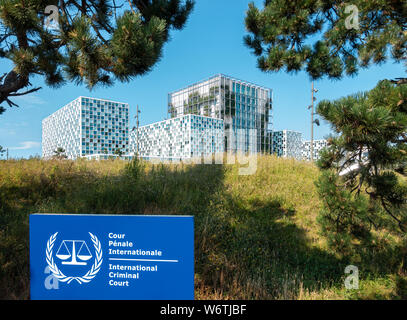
[46, 232, 103, 284]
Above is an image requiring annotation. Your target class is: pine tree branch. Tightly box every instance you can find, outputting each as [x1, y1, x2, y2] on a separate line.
[8, 87, 42, 97]
[112, 0, 118, 20]
[390, 78, 407, 85]
[0, 0, 195, 114]
[0, 33, 11, 44]
[0, 73, 7, 83]
[4, 97, 19, 107]
[87, 2, 115, 33]
[380, 196, 405, 232]
[0, 70, 31, 107]
[398, 133, 407, 144]
[127, 0, 137, 15]
[81, 0, 87, 15]
[337, 151, 359, 174]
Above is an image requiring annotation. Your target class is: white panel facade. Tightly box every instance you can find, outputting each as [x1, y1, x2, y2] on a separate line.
[129, 114, 224, 160]
[42, 97, 129, 159]
[302, 139, 328, 161]
[272, 130, 303, 160]
[42, 97, 81, 159]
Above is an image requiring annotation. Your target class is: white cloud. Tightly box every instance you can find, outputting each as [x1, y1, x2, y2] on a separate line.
[9, 141, 41, 150]
[13, 94, 46, 106]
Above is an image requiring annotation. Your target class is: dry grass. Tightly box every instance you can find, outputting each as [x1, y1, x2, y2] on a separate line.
[0, 155, 406, 299]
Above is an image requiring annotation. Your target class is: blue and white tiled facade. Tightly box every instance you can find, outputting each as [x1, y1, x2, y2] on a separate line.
[272, 130, 303, 160]
[42, 75, 274, 161]
[272, 130, 328, 161]
[42, 98, 82, 159]
[42, 95, 328, 162]
[129, 114, 224, 160]
[42, 97, 129, 159]
[302, 139, 328, 161]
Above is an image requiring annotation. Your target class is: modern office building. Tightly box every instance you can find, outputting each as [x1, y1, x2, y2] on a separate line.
[42, 75, 273, 161]
[42, 97, 129, 159]
[302, 139, 328, 161]
[129, 114, 224, 160]
[272, 130, 303, 160]
[167, 74, 273, 154]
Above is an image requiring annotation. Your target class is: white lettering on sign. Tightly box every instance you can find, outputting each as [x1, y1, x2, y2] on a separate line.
[108, 233, 126, 239]
[106, 232, 173, 287]
[109, 279, 129, 287]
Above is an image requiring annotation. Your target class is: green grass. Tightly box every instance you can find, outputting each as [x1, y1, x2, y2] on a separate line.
[0, 155, 406, 299]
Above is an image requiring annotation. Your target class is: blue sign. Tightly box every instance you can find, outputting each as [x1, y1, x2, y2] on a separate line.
[30, 214, 194, 300]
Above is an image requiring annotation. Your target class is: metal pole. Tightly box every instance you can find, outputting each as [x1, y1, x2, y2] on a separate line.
[136, 105, 139, 157]
[311, 82, 314, 162]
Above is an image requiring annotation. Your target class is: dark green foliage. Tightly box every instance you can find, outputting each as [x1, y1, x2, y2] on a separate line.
[244, 0, 407, 80]
[0, 0, 194, 113]
[315, 80, 407, 254]
[113, 148, 124, 157]
[395, 275, 407, 299]
[315, 170, 371, 253]
[53, 147, 67, 159]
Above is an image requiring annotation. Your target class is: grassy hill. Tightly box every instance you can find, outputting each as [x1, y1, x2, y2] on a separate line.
[0, 155, 406, 299]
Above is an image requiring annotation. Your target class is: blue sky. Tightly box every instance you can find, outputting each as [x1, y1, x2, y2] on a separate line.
[0, 0, 405, 158]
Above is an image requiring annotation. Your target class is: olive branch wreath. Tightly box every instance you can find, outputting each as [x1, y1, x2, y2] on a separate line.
[46, 232, 103, 284]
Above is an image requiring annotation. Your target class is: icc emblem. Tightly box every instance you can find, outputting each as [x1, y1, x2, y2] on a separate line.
[45, 232, 103, 284]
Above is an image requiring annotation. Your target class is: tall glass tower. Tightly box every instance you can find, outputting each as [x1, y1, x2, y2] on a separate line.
[167, 74, 273, 154]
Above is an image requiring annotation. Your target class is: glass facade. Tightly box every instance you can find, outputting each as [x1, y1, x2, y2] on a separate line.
[42, 97, 129, 159]
[168, 74, 273, 154]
